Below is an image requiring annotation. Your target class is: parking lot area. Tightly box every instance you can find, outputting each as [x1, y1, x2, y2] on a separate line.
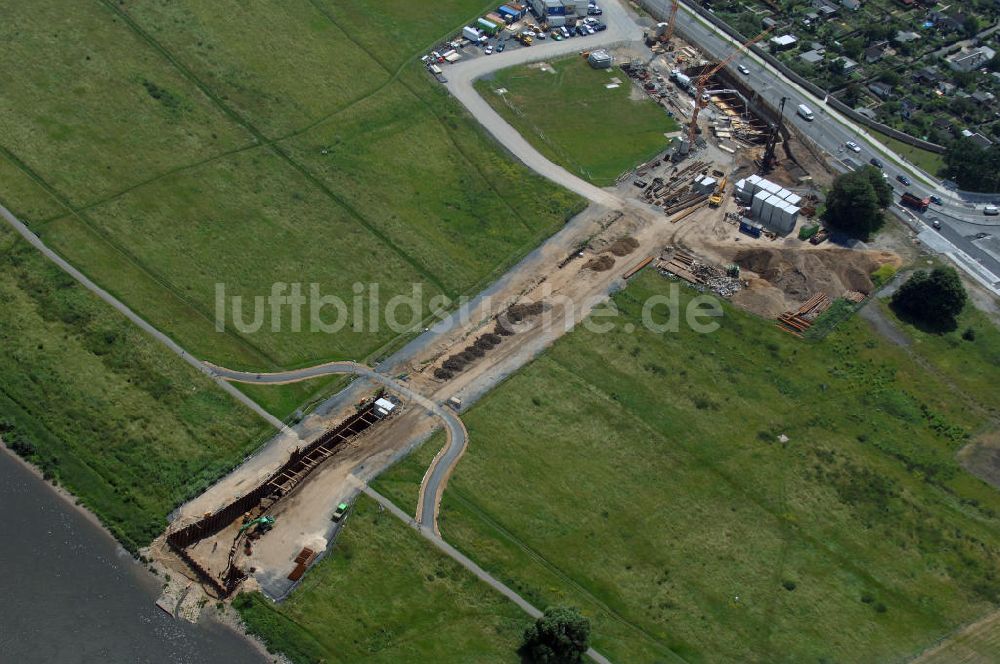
[422, 2, 610, 78]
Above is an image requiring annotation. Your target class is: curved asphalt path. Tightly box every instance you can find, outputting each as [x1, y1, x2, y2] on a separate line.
[205, 360, 466, 533]
[443, 0, 642, 208]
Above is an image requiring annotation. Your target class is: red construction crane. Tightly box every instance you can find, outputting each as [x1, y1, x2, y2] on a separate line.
[664, 0, 679, 46]
[686, 28, 772, 147]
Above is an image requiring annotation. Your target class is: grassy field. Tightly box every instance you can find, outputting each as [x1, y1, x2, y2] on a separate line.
[477, 56, 680, 186]
[873, 130, 946, 177]
[376, 272, 1000, 663]
[0, 0, 585, 376]
[233, 375, 348, 423]
[235, 495, 527, 663]
[0, 223, 270, 552]
[884, 301, 1000, 409]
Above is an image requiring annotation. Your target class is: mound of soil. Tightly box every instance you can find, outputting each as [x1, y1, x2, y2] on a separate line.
[606, 236, 640, 257]
[731, 247, 892, 303]
[583, 255, 616, 272]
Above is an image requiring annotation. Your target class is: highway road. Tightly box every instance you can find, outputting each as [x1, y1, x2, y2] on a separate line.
[644, 0, 1000, 294]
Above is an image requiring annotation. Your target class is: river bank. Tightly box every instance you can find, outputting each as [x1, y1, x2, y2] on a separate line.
[0, 443, 274, 663]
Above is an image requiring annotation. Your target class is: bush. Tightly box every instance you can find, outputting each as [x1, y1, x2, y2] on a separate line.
[891, 267, 967, 329]
[798, 224, 820, 241]
[962, 327, 976, 341]
[870, 264, 897, 288]
[521, 606, 591, 663]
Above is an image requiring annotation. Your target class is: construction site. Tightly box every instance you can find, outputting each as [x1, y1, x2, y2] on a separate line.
[152, 0, 905, 613]
[156, 394, 400, 600]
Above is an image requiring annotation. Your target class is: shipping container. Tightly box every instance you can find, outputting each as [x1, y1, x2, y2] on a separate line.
[477, 17, 500, 34]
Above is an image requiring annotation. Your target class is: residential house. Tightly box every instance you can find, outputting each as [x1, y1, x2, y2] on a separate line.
[864, 42, 888, 63]
[763, 17, 779, 30]
[932, 117, 954, 134]
[817, 3, 838, 19]
[947, 46, 997, 72]
[771, 34, 799, 51]
[929, 11, 963, 33]
[841, 0, 861, 10]
[914, 66, 940, 84]
[868, 81, 893, 99]
[937, 81, 956, 95]
[800, 49, 825, 64]
[900, 97, 917, 119]
[972, 90, 997, 104]
[802, 11, 820, 25]
[961, 129, 994, 148]
[837, 56, 859, 72]
[894, 30, 920, 43]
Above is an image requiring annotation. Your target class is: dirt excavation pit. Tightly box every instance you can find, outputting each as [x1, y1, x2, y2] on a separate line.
[725, 246, 900, 317]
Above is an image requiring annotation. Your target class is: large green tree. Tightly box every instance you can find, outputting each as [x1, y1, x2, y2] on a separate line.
[521, 607, 591, 663]
[892, 267, 967, 327]
[944, 138, 1000, 192]
[822, 166, 891, 238]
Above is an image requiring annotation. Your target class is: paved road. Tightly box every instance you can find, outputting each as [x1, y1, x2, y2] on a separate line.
[443, 0, 641, 208]
[633, 0, 1000, 294]
[362, 484, 614, 664]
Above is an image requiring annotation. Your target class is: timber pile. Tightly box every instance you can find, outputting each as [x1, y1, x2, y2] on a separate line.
[776, 293, 830, 337]
[657, 249, 743, 297]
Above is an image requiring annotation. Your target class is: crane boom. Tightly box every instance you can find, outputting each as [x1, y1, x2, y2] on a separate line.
[664, 0, 679, 45]
[686, 28, 772, 147]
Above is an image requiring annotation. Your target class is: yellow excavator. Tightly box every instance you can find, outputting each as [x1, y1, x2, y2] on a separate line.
[709, 174, 727, 207]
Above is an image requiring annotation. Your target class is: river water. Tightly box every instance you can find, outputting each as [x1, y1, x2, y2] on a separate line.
[0, 451, 268, 664]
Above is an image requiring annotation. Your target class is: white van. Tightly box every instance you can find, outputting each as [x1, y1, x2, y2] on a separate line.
[797, 103, 815, 121]
[984, 205, 999, 216]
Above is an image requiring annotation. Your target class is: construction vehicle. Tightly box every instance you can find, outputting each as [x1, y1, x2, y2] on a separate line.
[709, 174, 727, 207]
[238, 515, 275, 536]
[687, 28, 772, 148]
[331, 503, 349, 522]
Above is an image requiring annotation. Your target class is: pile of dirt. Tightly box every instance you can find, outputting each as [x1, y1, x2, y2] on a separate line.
[731, 247, 895, 302]
[605, 236, 640, 257]
[583, 255, 615, 272]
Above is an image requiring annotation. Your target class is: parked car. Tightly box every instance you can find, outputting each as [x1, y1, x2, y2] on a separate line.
[496, 40, 506, 52]
[560, 26, 571, 38]
[484, 45, 493, 54]
[551, 30, 563, 40]
[930, 217, 942, 230]
[896, 174, 911, 186]
[985, 204, 999, 216]
[585, 25, 595, 34]
[737, 64, 750, 75]
[928, 194, 942, 205]
[588, 6, 603, 15]
[576, 24, 587, 36]
[845, 141, 861, 153]
[869, 157, 883, 169]
[594, 22, 607, 31]
[536, 30, 546, 39]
